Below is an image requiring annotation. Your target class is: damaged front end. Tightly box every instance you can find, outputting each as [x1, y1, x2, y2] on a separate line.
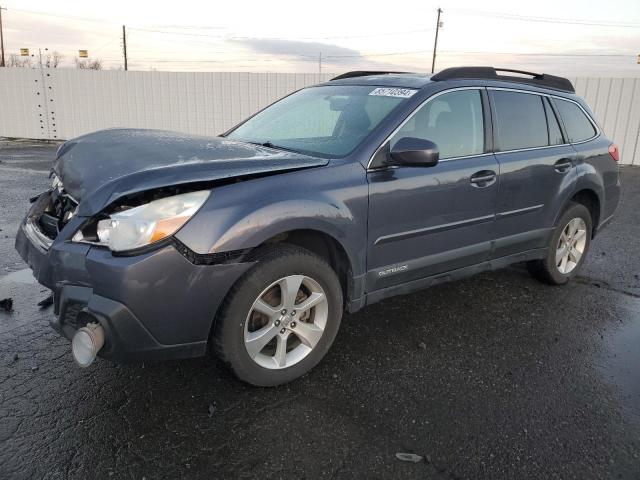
[15, 129, 331, 366]
[15, 174, 254, 364]
[23, 174, 78, 251]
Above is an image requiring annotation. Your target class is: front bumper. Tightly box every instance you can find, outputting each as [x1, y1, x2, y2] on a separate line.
[15, 197, 253, 363]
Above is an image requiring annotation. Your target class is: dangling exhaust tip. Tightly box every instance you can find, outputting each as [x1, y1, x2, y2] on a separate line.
[71, 322, 105, 367]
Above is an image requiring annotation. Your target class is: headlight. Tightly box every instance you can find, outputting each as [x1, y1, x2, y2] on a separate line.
[73, 190, 209, 252]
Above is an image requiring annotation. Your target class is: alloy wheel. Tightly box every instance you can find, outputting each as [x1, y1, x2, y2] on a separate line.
[244, 275, 328, 369]
[555, 217, 587, 274]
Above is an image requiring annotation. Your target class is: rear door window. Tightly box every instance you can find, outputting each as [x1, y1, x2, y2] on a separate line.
[554, 98, 597, 142]
[491, 91, 548, 151]
[390, 89, 484, 159]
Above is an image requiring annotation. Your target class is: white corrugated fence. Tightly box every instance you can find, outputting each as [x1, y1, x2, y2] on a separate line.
[0, 69, 638, 165]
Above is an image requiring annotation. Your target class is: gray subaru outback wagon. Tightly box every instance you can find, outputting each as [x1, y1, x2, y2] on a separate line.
[16, 67, 620, 386]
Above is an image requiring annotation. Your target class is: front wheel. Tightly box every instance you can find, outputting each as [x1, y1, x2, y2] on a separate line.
[212, 244, 343, 386]
[527, 202, 592, 285]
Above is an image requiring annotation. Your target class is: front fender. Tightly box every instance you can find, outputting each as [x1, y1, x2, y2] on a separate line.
[213, 199, 352, 251]
[174, 161, 369, 276]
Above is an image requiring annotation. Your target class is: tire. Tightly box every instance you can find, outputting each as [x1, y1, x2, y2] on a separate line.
[212, 244, 343, 386]
[527, 202, 593, 285]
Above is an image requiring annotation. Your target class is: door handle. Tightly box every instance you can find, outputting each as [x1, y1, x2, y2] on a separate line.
[554, 158, 574, 173]
[470, 170, 497, 187]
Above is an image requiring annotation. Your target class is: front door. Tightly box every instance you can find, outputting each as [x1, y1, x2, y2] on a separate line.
[366, 88, 499, 293]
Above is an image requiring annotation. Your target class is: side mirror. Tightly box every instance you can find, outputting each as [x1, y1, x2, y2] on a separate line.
[389, 137, 439, 167]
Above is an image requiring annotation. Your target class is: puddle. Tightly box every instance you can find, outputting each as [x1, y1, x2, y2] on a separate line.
[0, 269, 37, 285]
[0, 269, 37, 299]
[599, 302, 640, 415]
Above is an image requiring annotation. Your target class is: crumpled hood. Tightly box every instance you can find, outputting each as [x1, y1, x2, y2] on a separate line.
[53, 128, 329, 216]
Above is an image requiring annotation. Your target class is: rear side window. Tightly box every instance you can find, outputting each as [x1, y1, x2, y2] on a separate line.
[491, 91, 548, 151]
[390, 89, 484, 159]
[544, 98, 564, 145]
[554, 98, 597, 142]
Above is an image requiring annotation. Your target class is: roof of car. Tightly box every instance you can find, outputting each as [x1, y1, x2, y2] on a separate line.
[325, 67, 575, 94]
[324, 73, 433, 89]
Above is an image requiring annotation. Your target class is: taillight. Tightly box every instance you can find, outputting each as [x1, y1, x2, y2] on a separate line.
[608, 144, 620, 162]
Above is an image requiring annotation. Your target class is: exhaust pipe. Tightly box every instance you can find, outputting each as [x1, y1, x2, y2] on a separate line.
[71, 322, 105, 367]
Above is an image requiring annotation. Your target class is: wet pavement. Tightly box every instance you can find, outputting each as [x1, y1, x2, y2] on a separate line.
[0, 140, 639, 480]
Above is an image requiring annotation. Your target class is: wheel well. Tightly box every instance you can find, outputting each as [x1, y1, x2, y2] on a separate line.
[259, 230, 352, 305]
[571, 189, 600, 236]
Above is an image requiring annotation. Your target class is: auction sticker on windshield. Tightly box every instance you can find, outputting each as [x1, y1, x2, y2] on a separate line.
[369, 87, 417, 98]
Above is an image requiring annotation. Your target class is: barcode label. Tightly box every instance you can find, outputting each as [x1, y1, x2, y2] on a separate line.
[369, 87, 417, 98]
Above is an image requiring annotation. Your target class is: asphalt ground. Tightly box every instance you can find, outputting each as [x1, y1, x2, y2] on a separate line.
[0, 139, 639, 480]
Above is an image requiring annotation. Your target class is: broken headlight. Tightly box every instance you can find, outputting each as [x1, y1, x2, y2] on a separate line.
[72, 190, 210, 252]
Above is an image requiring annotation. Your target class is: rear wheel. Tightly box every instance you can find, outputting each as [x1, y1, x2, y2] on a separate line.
[213, 244, 343, 386]
[527, 202, 592, 285]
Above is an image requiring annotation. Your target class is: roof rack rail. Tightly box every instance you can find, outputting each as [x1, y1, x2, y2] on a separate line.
[331, 71, 410, 81]
[431, 66, 575, 93]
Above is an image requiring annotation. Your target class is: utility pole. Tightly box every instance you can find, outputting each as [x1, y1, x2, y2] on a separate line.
[431, 8, 442, 74]
[0, 5, 6, 67]
[318, 52, 322, 77]
[122, 25, 128, 71]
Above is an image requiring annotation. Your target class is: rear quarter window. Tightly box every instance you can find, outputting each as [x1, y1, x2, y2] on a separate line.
[544, 98, 564, 145]
[554, 98, 597, 142]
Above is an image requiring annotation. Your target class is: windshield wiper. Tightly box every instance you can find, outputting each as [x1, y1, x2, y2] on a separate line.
[246, 140, 302, 155]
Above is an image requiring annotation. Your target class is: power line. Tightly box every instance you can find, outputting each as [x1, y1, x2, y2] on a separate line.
[324, 49, 431, 58]
[129, 27, 227, 38]
[92, 37, 120, 54]
[40, 49, 638, 64]
[450, 8, 640, 28]
[129, 26, 435, 41]
[8, 7, 116, 25]
[440, 50, 634, 57]
[12, 5, 640, 31]
[6, 5, 640, 73]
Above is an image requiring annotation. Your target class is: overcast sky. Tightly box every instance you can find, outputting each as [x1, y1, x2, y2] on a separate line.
[2, 0, 640, 76]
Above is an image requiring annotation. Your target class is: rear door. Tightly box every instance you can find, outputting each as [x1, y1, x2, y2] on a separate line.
[366, 88, 499, 292]
[488, 89, 578, 259]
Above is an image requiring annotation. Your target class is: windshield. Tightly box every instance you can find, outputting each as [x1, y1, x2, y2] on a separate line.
[226, 85, 414, 157]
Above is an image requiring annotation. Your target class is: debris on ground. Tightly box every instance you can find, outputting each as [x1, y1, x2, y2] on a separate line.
[12, 353, 19, 363]
[395, 453, 423, 463]
[0, 298, 13, 312]
[208, 402, 217, 417]
[37, 295, 54, 309]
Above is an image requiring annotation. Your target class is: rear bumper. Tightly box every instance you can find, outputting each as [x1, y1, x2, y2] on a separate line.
[15, 202, 253, 363]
